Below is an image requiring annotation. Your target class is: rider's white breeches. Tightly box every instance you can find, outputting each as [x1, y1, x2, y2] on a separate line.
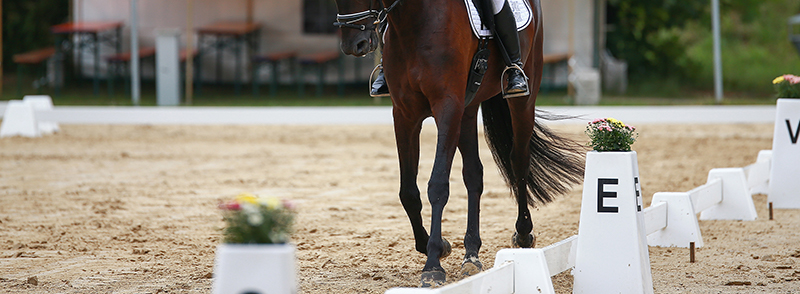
[490, 0, 507, 14]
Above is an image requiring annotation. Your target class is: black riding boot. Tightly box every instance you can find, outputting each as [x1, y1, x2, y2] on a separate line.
[494, 2, 529, 97]
[370, 58, 390, 97]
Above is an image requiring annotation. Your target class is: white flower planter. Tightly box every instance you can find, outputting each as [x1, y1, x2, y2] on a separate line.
[213, 244, 297, 294]
[573, 151, 654, 294]
[768, 98, 800, 208]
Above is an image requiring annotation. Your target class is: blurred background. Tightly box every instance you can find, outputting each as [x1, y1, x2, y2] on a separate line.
[1, 0, 799, 106]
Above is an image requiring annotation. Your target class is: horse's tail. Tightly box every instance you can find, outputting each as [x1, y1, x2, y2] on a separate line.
[480, 95, 585, 206]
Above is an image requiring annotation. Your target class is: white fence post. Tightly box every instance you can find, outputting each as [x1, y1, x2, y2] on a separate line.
[698, 168, 757, 220]
[0, 100, 40, 138]
[572, 151, 653, 294]
[646, 193, 703, 248]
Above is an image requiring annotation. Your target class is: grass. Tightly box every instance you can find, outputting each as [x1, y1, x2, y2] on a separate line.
[0, 77, 779, 107]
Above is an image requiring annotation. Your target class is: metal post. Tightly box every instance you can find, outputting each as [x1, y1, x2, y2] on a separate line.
[185, 0, 194, 105]
[131, 0, 140, 105]
[712, 0, 723, 103]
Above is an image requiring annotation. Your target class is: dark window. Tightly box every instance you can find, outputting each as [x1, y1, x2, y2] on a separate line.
[303, 0, 337, 34]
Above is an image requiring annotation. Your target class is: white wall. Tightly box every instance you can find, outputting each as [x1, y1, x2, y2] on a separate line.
[73, 0, 595, 84]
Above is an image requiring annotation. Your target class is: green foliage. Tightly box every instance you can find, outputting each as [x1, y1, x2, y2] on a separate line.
[3, 0, 69, 72]
[585, 118, 638, 152]
[605, 0, 705, 79]
[608, 0, 800, 96]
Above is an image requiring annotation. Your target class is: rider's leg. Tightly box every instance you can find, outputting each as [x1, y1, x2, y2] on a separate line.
[371, 57, 389, 97]
[491, 0, 528, 96]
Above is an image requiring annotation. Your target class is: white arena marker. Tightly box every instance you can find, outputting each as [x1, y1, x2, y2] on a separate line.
[572, 151, 654, 294]
[769, 99, 800, 208]
[0, 100, 40, 138]
[23, 95, 60, 134]
[646, 192, 704, 248]
[698, 168, 757, 221]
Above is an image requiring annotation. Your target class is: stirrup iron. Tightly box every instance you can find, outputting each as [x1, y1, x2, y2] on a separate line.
[501, 64, 530, 99]
[369, 64, 390, 98]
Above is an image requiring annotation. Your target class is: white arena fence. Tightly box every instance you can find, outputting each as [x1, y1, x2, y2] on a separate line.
[384, 151, 772, 294]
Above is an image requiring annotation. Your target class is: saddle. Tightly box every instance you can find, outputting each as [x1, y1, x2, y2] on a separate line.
[464, 0, 532, 38]
[463, 0, 532, 105]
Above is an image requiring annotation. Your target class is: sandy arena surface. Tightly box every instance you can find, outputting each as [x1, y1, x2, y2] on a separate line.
[1, 121, 799, 293]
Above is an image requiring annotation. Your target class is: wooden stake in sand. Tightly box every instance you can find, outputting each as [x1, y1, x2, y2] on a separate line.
[769, 202, 774, 220]
[689, 242, 696, 263]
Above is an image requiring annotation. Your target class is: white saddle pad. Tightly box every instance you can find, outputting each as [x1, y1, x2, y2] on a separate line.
[465, 0, 533, 38]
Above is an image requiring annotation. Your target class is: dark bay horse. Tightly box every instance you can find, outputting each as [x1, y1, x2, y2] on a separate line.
[334, 0, 584, 287]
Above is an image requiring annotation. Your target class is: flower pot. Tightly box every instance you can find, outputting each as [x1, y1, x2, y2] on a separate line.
[573, 151, 653, 294]
[768, 98, 800, 208]
[212, 243, 296, 294]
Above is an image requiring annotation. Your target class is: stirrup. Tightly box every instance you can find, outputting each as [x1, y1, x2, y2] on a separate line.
[501, 64, 530, 99]
[369, 64, 390, 98]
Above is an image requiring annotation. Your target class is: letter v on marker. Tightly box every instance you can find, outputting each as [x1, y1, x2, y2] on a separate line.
[787, 119, 800, 144]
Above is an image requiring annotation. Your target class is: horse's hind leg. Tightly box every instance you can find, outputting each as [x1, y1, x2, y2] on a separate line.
[393, 113, 430, 255]
[458, 106, 484, 276]
[507, 99, 537, 248]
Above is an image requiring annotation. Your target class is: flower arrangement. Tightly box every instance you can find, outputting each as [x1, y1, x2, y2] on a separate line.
[773, 74, 800, 98]
[585, 118, 638, 152]
[219, 193, 295, 244]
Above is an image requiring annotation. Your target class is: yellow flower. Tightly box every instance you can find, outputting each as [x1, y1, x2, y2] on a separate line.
[263, 197, 281, 209]
[607, 117, 625, 128]
[235, 193, 259, 204]
[773, 76, 785, 84]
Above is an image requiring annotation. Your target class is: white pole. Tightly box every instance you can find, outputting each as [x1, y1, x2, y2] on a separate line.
[712, 0, 723, 103]
[131, 0, 140, 106]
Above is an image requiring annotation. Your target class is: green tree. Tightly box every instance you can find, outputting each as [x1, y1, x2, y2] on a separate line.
[605, 0, 706, 80]
[3, 0, 69, 72]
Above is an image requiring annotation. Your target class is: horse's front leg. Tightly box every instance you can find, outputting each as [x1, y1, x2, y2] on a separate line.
[393, 111, 429, 255]
[458, 106, 484, 276]
[420, 99, 463, 287]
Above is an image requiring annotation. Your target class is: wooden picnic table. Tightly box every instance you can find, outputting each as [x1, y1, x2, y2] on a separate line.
[51, 21, 124, 96]
[196, 21, 261, 96]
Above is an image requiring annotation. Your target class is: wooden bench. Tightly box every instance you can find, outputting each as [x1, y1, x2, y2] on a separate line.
[251, 50, 297, 97]
[296, 51, 343, 97]
[106, 47, 157, 95]
[13, 47, 57, 95]
[541, 53, 571, 92]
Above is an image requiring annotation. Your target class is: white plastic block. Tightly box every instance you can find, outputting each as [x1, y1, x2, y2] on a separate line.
[769, 99, 800, 208]
[747, 150, 771, 195]
[495, 248, 554, 294]
[646, 192, 704, 248]
[23, 95, 59, 134]
[572, 151, 653, 294]
[699, 168, 758, 220]
[0, 100, 40, 138]
[212, 244, 296, 294]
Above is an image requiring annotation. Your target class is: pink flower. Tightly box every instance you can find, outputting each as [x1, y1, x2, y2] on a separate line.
[219, 201, 241, 211]
[591, 118, 604, 124]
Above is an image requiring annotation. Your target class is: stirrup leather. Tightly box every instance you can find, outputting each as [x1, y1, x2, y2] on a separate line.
[369, 64, 390, 98]
[501, 64, 530, 99]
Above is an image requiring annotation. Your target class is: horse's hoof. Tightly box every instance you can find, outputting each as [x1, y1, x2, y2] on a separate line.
[420, 270, 446, 288]
[440, 238, 452, 259]
[512, 232, 536, 248]
[461, 257, 483, 276]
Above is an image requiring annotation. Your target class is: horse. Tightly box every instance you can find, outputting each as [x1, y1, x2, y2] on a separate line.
[333, 0, 585, 287]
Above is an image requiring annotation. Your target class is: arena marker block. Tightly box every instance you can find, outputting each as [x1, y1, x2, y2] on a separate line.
[23, 95, 60, 134]
[0, 100, 40, 138]
[769, 99, 800, 208]
[572, 151, 654, 294]
[646, 192, 703, 248]
[698, 168, 758, 221]
[747, 150, 771, 195]
[495, 248, 555, 294]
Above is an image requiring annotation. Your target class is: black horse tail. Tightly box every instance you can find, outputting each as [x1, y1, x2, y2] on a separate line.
[480, 95, 585, 206]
